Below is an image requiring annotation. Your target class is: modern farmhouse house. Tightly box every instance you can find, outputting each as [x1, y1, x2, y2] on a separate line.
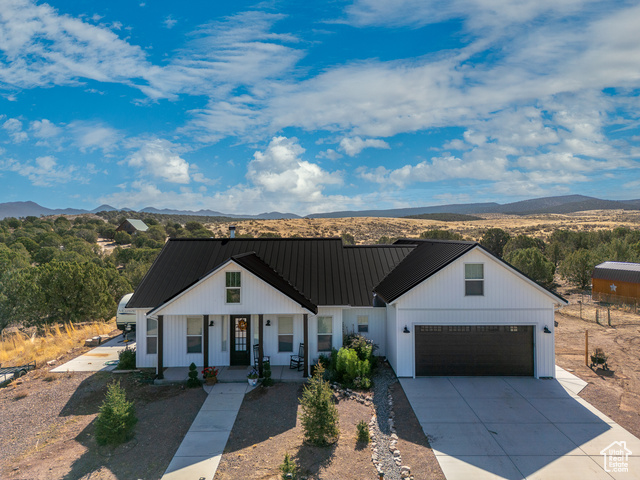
[127, 237, 567, 379]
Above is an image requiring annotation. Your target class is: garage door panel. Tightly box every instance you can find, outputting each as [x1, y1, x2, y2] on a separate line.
[415, 325, 533, 376]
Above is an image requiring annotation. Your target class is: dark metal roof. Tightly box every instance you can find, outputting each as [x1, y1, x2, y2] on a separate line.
[373, 239, 475, 303]
[593, 262, 640, 284]
[231, 252, 317, 314]
[128, 238, 414, 310]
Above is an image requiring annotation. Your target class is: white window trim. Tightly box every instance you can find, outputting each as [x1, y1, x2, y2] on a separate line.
[464, 262, 484, 297]
[317, 316, 333, 353]
[186, 315, 203, 354]
[278, 316, 294, 353]
[146, 317, 158, 355]
[225, 271, 242, 304]
[357, 315, 369, 333]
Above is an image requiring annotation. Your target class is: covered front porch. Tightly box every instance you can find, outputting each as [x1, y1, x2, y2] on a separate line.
[155, 364, 307, 385]
[154, 313, 311, 380]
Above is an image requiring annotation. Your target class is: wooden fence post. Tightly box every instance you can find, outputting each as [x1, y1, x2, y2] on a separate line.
[595, 309, 599, 325]
[585, 330, 589, 367]
[608, 308, 611, 327]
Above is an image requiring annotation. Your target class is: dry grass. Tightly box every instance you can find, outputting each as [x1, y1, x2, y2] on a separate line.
[0, 320, 115, 367]
[206, 210, 640, 245]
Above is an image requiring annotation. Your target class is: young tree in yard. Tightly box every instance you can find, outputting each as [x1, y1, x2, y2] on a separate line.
[480, 228, 511, 257]
[505, 248, 555, 286]
[299, 364, 339, 446]
[95, 381, 137, 445]
[559, 249, 599, 289]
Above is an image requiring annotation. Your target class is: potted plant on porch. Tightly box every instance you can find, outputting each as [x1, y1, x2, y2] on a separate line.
[247, 367, 259, 386]
[202, 366, 220, 385]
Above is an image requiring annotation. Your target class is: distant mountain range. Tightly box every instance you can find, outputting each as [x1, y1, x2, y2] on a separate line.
[1, 195, 639, 220]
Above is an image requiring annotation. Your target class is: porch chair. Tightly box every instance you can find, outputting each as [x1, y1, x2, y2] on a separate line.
[290, 343, 304, 371]
[253, 344, 270, 369]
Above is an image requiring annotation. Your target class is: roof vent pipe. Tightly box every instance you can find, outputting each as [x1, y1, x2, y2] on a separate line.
[229, 225, 236, 238]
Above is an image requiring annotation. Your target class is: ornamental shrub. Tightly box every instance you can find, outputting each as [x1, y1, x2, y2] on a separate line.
[117, 347, 136, 370]
[262, 361, 274, 387]
[94, 381, 137, 445]
[279, 452, 299, 479]
[299, 364, 339, 446]
[336, 347, 371, 388]
[186, 362, 202, 388]
[356, 420, 370, 444]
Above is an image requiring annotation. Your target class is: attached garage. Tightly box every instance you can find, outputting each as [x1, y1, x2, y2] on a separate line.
[415, 325, 534, 376]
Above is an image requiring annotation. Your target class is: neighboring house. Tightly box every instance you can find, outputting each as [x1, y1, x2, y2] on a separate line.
[115, 218, 149, 235]
[127, 237, 567, 379]
[592, 261, 640, 305]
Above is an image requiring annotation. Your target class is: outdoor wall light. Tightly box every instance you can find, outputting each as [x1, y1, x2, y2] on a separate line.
[209, 320, 215, 327]
[403, 325, 410, 334]
[266, 319, 271, 326]
[543, 326, 551, 334]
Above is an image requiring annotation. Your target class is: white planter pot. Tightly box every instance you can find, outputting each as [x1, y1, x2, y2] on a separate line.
[248, 378, 258, 386]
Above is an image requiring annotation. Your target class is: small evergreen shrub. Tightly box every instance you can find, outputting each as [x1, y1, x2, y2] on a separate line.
[279, 452, 298, 479]
[94, 381, 137, 445]
[186, 362, 202, 388]
[356, 420, 370, 444]
[262, 361, 274, 387]
[299, 364, 339, 446]
[117, 347, 136, 370]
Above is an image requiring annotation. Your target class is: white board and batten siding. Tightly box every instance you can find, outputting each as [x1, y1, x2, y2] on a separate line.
[153, 262, 309, 317]
[342, 307, 386, 356]
[389, 247, 560, 378]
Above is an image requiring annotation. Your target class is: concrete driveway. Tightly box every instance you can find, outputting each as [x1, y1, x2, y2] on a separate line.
[400, 367, 640, 479]
[50, 333, 135, 373]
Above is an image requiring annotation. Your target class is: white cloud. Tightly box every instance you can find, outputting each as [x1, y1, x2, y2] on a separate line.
[339, 136, 390, 157]
[316, 149, 343, 161]
[2, 118, 28, 143]
[127, 139, 191, 184]
[0, 155, 77, 186]
[29, 118, 62, 138]
[69, 122, 121, 152]
[163, 15, 177, 29]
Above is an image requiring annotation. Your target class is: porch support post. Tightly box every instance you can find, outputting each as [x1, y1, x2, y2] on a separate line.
[303, 313, 309, 378]
[157, 315, 164, 379]
[203, 315, 209, 368]
[258, 314, 264, 377]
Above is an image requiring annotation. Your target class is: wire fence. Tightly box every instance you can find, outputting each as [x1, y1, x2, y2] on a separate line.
[560, 293, 639, 326]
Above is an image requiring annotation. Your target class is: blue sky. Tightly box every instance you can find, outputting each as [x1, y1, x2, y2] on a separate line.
[0, 0, 639, 215]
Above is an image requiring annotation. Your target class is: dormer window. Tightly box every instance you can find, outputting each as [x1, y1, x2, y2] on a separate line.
[465, 263, 484, 296]
[226, 271, 241, 303]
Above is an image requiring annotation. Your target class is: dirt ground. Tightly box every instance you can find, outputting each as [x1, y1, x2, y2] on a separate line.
[0, 369, 206, 480]
[555, 289, 640, 439]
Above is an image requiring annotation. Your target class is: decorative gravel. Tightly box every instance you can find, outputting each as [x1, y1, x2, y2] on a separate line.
[369, 362, 413, 480]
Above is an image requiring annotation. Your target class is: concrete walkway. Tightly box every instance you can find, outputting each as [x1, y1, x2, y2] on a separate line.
[161, 383, 249, 480]
[401, 367, 640, 479]
[50, 334, 135, 372]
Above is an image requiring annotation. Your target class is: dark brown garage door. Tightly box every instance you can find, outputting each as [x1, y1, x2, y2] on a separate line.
[415, 325, 534, 376]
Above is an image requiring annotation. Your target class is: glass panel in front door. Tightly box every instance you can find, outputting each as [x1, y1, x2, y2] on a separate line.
[235, 317, 248, 351]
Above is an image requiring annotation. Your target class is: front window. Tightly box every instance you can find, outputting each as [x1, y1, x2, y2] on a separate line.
[146, 318, 158, 354]
[317, 316, 333, 352]
[187, 316, 203, 353]
[357, 315, 369, 333]
[226, 271, 241, 303]
[465, 263, 484, 296]
[278, 316, 293, 352]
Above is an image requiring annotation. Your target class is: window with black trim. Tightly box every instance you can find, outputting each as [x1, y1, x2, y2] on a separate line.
[147, 318, 158, 354]
[187, 316, 203, 353]
[357, 315, 369, 333]
[226, 271, 241, 303]
[465, 263, 484, 296]
[278, 316, 293, 352]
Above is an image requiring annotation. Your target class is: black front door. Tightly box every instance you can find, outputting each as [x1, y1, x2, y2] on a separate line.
[230, 315, 251, 366]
